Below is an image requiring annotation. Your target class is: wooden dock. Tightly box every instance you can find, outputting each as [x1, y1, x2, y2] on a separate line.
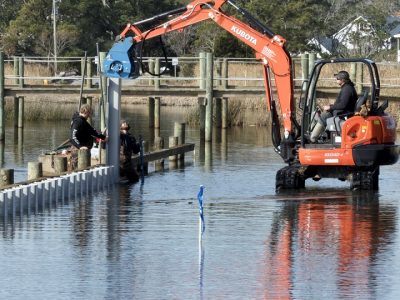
[131, 143, 194, 164]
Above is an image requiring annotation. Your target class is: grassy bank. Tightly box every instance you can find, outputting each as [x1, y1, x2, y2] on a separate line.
[3, 95, 400, 131]
[3, 98, 77, 121]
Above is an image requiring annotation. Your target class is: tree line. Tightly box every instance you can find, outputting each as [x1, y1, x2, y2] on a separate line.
[1, 0, 399, 61]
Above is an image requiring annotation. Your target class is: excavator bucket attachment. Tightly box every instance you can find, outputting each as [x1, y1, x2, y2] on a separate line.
[103, 37, 140, 79]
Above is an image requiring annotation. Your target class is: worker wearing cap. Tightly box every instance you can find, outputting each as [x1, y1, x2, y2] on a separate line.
[120, 120, 141, 183]
[310, 70, 358, 143]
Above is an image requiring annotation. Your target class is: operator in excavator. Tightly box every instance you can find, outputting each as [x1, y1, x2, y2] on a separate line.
[310, 70, 358, 143]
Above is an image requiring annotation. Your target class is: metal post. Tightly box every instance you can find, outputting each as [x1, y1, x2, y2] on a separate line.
[107, 78, 121, 183]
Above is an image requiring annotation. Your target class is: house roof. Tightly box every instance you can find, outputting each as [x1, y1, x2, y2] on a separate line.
[386, 15, 400, 36]
[308, 15, 400, 55]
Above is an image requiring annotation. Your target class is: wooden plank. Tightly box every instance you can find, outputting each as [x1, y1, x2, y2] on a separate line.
[131, 143, 195, 164]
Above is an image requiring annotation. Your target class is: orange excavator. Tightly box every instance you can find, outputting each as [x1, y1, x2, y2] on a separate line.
[103, 0, 399, 190]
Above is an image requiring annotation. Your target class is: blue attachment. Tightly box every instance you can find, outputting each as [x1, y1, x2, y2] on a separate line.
[103, 36, 139, 79]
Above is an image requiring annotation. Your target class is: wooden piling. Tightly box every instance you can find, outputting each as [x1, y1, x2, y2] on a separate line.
[199, 52, 206, 89]
[27, 162, 43, 180]
[13, 96, 19, 128]
[18, 57, 24, 88]
[148, 97, 155, 128]
[139, 141, 149, 175]
[174, 122, 185, 161]
[13, 56, 19, 85]
[215, 97, 222, 128]
[53, 156, 67, 175]
[155, 58, 160, 89]
[0, 51, 4, 141]
[198, 97, 206, 139]
[205, 52, 214, 142]
[0, 169, 14, 187]
[301, 53, 309, 81]
[222, 97, 228, 129]
[0, 142, 4, 166]
[308, 53, 316, 75]
[168, 136, 178, 164]
[350, 63, 356, 82]
[18, 96, 24, 128]
[216, 58, 222, 87]
[356, 63, 363, 94]
[154, 136, 164, 171]
[148, 59, 155, 86]
[86, 96, 93, 125]
[154, 96, 161, 130]
[78, 149, 91, 170]
[86, 57, 92, 88]
[221, 58, 228, 89]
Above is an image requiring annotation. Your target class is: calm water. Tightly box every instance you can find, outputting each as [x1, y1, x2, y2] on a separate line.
[1, 105, 400, 299]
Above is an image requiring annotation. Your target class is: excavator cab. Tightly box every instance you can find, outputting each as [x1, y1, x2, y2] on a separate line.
[301, 58, 382, 146]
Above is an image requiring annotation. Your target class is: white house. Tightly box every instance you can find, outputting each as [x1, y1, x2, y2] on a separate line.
[309, 15, 400, 55]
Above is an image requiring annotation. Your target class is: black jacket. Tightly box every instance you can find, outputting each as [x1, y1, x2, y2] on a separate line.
[70, 112, 105, 149]
[120, 132, 140, 158]
[330, 82, 358, 116]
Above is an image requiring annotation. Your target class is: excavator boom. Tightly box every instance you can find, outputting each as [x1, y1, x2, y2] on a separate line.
[104, 0, 399, 191]
[104, 0, 297, 141]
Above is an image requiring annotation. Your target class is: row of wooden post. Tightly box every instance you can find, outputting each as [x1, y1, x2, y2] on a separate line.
[0, 149, 92, 188]
[8, 51, 227, 91]
[147, 93, 228, 144]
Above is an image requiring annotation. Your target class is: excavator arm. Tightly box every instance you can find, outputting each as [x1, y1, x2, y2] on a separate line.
[104, 0, 298, 156]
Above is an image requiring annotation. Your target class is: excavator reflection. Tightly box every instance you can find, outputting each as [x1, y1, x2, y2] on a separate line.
[260, 192, 396, 299]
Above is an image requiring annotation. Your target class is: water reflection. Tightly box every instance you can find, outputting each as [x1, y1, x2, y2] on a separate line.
[262, 191, 397, 299]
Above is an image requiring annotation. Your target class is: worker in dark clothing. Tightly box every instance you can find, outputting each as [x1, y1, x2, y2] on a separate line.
[69, 104, 106, 169]
[310, 70, 358, 142]
[120, 120, 141, 183]
[70, 104, 106, 149]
